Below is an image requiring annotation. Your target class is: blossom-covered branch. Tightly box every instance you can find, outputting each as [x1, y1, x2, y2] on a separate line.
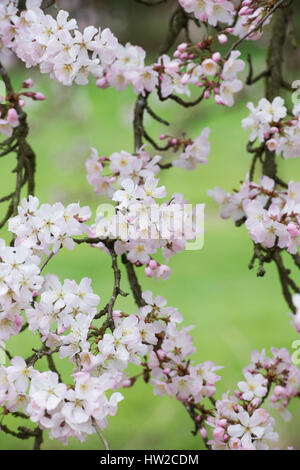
[0, 0, 299, 451]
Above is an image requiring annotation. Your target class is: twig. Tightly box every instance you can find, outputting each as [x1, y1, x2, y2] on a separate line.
[33, 427, 43, 450]
[134, 0, 167, 5]
[121, 255, 146, 308]
[145, 104, 170, 126]
[40, 251, 55, 272]
[246, 54, 270, 86]
[26, 346, 60, 367]
[92, 419, 110, 450]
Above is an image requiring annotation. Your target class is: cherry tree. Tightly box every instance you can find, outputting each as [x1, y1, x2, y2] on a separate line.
[0, 0, 299, 450]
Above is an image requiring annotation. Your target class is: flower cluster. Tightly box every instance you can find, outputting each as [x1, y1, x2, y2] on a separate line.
[209, 175, 300, 254]
[178, 0, 273, 41]
[26, 274, 100, 357]
[0, 240, 43, 341]
[0, 288, 220, 445]
[0, 359, 123, 444]
[232, 0, 274, 40]
[0, 0, 299, 453]
[93, 290, 221, 407]
[242, 97, 300, 159]
[207, 347, 300, 450]
[178, 0, 235, 26]
[167, 44, 245, 107]
[172, 127, 210, 170]
[8, 196, 91, 257]
[0, 1, 246, 107]
[0, 195, 92, 343]
[140, 292, 221, 402]
[86, 147, 203, 279]
[246, 348, 300, 421]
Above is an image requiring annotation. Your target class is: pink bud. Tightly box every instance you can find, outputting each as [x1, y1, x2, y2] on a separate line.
[145, 266, 154, 278]
[163, 368, 171, 375]
[212, 52, 221, 63]
[122, 379, 132, 388]
[22, 78, 34, 89]
[251, 397, 261, 408]
[178, 42, 188, 52]
[204, 90, 211, 100]
[7, 108, 19, 126]
[200, 427, 207, 439]
[96, 77, 109, 89]
[21, 91, 43, 101]
[218, 34, 228, 44]
[34, 92, 46, 101]
[239, 6, 253, 16]
[217, 419, 227, 428]
[18, 99, 25, 107]
[157, 349, 166, 360]
[149, 259, 158, 270]
[213, 427, 225, 440]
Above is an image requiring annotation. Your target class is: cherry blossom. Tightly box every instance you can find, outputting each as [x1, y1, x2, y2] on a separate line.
[0, 0, 298, 452]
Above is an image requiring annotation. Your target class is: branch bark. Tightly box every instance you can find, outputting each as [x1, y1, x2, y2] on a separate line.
[263, 3, 293, 179]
